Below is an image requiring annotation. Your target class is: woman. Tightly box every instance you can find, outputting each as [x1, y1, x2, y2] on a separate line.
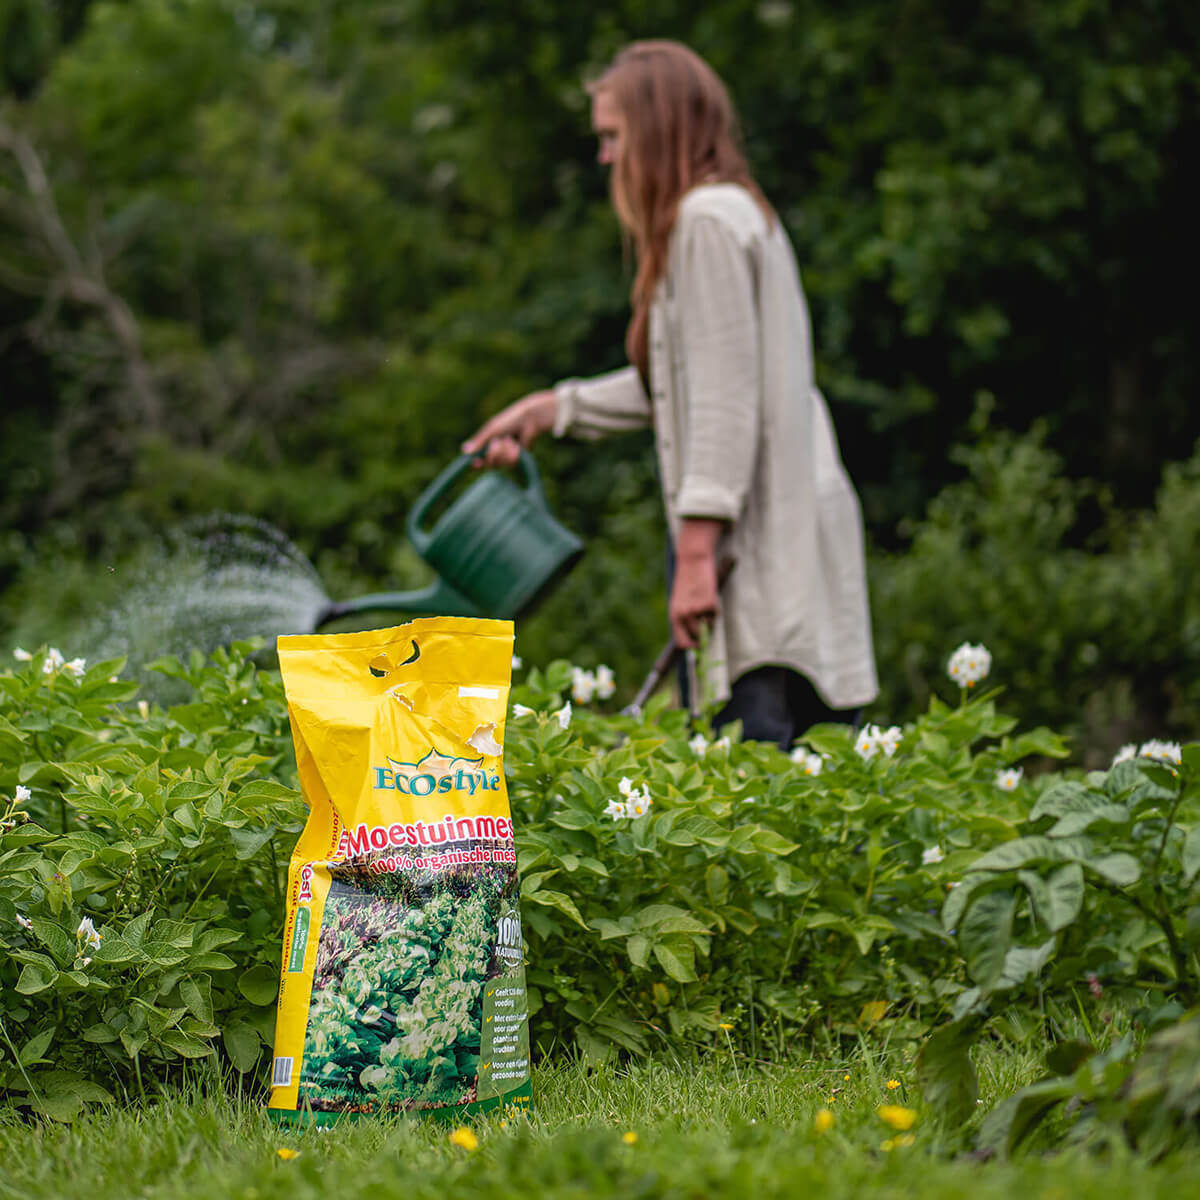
[463, 40, 877, 746]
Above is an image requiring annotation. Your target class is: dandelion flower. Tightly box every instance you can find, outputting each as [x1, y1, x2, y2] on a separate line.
[689, 733, 710, 757]
[448, 1127, 479, 1151]
[922, 846, 944, 866]
[622, 1131, 638, 1145]
[843, 1074, 851, 1082]
[594, 664, 615, 700]
[552, 701, 571, 730]
[14, 785, 30, 805]
[512, 703, 535, 718]
[814, 1109, 835, 1134]
[886, 1079, 901, 1090]
[877, 1104, 918, 1131]
[995, 767, 1023, 792]
[947, 642, 991, 688]
[12, 647, 32, 661]
[719, 1022, 734, 1031]
[571, 667, 596, 705]
[77, 916, 101, 951]
[855, 725, 880, 760]
[276, 1148, 301, 1161]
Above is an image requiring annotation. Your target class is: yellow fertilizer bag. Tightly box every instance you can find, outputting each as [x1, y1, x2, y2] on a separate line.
[268, 617, 531, 1125]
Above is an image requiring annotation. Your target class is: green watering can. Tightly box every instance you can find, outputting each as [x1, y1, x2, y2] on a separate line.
[314, 450, 583, 628]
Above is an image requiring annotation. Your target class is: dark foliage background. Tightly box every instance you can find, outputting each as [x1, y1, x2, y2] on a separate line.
[2, 0, 1197, 755]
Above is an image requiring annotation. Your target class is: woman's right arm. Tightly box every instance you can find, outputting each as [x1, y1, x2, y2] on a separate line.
[463, 365, 650, 466]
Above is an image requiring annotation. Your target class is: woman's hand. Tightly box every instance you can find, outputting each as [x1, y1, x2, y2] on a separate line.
[670, 518, 725, 648]
[462, 389, 558, 468]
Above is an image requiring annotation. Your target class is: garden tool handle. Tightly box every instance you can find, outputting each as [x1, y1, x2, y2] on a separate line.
[623, 554, 736, 717]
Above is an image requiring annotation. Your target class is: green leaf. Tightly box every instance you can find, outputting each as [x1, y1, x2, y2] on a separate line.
[1085, 852, 1140, 886]
[234, 780, 299, 803]
[16, 961, 57, 995]
[30, 918, 75, 966]
[1182, 825, 1200, 884]
[525, 890, 587, 929]
[158, 1029, 213, 1058]
[238, 964, 280, 1006]
[626, 933, 651, 969]
[180, 977, 213, 1024]
[222, 1021, 262, 1073]
[228, 826, 275, 859]
[1018, 863, 1085, 932]
[653, 939, 698, 983]
[959, 889, 1015, 988]
[971, 836, 1090, 874]
[917, 1018, 981, 1121]
[19, 1027, 55, 1067]
[706, 863, 730, 906]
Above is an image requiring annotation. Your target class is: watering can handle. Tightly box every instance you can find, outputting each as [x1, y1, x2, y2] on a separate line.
[406, 448, 544, 555]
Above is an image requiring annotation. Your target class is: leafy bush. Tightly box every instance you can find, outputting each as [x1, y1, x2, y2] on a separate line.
[505, 663, 1067, 1060]
[870, 426, 1200, 761]
[0, 644, 302, 1119]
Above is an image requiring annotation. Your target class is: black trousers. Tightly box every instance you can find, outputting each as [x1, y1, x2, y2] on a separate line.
[712, 665, 857, 749]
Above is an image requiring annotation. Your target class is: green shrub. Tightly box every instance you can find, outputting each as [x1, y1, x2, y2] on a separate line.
[0, 644, 302, 1119]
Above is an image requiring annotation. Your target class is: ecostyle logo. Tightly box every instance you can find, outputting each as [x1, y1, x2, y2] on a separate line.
[373, 747, 500, 796]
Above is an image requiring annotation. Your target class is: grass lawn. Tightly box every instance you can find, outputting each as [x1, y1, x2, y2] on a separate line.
[3, 1049, 1200, 1199]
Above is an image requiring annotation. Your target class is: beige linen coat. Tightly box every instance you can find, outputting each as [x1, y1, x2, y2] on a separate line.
[553, 183, 878, 710]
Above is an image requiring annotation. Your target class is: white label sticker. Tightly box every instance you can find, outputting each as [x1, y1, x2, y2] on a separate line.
[458, 685, 500, 699]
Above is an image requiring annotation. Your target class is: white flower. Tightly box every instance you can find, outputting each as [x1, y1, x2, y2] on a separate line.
[137, 700, 150, 720]
[512, 702, 535, 718]
[552, 701, 571, 730]
[594, 664, 615, 701]
[511, 655, 523, 671]
[618, 777, 637, 798]
[571, 667, 596, 705]
[42, 647, 65, 674]
[1112, 744, 1137, 765]
[712, 736, 731, 754]
[689, 733, 710, 757]
[947, 642, 991, 688]
[77, 916, 101, 951]
[12, 647, 32, 661]
[628, 794, 652, 818]
[16, 913, 32, 930]
[995, 767, 1023, 792]
[878, 726, 903, 757]
[603, 799, 628, 821]
[790, 746, 824, 775]
[64, 657, 86, 678]
[1139, 740, 1182, 766]
[922, 845, 944, 865]
[855, 725, 880, 760]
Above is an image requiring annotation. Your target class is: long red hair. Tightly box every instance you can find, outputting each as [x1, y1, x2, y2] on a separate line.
[588, 41, 772, 377]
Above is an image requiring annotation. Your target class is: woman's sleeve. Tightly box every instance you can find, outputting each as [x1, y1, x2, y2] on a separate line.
[674, 214, 760, 521]
[552, 365, 651, 440]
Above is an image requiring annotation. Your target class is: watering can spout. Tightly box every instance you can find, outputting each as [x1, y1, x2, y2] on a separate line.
[314, 579, 478, 631]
